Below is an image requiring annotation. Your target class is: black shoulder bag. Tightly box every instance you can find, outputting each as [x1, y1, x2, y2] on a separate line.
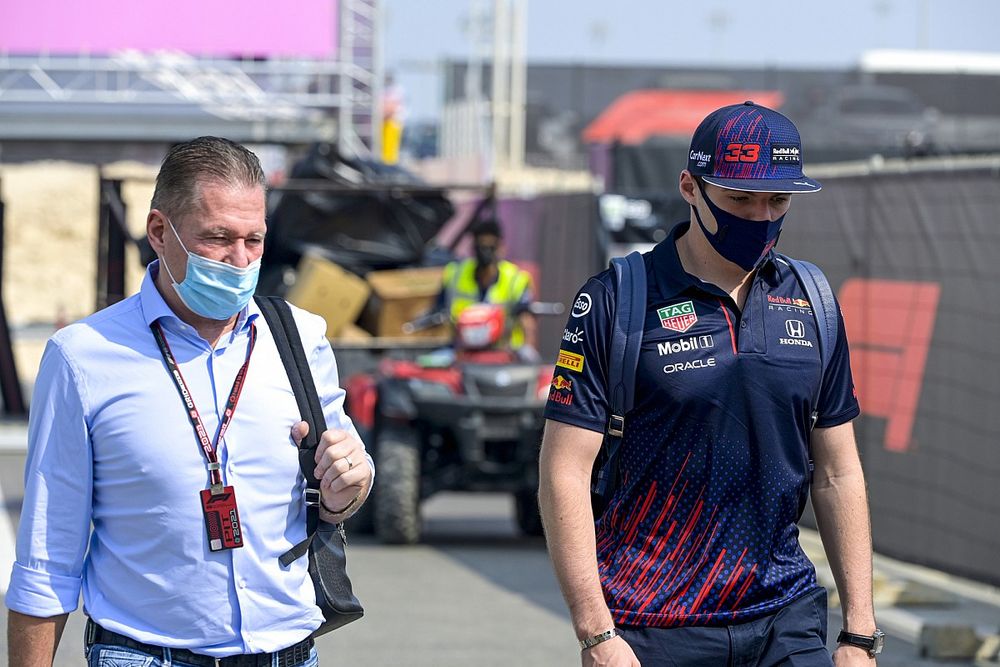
[255, 295, 364, 636]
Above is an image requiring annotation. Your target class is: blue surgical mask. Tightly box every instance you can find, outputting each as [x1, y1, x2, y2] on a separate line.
[161, 218, 261, 320]
[692, 180, 785, 271]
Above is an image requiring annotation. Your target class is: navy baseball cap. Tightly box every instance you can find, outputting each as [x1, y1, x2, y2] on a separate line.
[687, 101, 821, 193]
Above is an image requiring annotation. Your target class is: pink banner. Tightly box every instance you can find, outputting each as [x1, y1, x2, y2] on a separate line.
[0, 0, 338, 57]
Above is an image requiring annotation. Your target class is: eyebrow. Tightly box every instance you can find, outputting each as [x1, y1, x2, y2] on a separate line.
[200, 227, 266, 238]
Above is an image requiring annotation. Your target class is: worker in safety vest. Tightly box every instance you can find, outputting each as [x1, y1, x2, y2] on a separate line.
[438, 218, 539, 359]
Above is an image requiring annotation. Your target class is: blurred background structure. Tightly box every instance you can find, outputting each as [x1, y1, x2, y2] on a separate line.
[2, 1, 1000, 664]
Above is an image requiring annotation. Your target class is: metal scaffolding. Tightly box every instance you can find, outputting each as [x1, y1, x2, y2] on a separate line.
[339, 0, 383, 157]
[0, 0, 382, 151]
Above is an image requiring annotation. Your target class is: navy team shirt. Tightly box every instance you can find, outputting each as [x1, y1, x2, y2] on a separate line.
[545, 221, 859, 628]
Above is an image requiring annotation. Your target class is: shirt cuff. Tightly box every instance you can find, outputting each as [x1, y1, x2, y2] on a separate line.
[814, 404, 861, 429]
[543, 411, 606, 434]
[4, 562, 82, 617]
[361, 451, 375, 503]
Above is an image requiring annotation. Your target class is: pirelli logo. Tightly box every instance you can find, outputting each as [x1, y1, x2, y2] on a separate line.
[556, 349, 585, 373]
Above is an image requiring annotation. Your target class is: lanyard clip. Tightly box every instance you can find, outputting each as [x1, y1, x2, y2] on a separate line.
[210, 482, 225, 496]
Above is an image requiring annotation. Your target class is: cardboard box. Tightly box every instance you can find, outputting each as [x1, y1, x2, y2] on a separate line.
[286, 254, 371, 339]
[362, 266, 448, 338]
[335, 322, 373, 342]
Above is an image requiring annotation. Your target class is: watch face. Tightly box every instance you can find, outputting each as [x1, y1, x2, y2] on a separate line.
[872, 630, 885, 655]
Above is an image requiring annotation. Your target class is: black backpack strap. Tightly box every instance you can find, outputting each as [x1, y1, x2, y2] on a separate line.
[255, 295, 327, 566]
[778, 255, 837, 428]
[592, 251, 646, 502]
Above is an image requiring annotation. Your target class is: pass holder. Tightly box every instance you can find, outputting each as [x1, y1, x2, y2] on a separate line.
[200, 486, 244, 551]
[150, 320, 256, 554]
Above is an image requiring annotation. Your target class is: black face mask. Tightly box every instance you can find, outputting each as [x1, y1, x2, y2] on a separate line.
[474, 244, 498, 266]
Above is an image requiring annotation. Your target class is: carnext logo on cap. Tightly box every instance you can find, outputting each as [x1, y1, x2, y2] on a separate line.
[771, 145, 801, 165]
[690, 150, 712, 168]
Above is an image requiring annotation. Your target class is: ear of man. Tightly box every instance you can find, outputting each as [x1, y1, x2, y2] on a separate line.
[146, 210, 170, 255]
[678, 171, 699, 206]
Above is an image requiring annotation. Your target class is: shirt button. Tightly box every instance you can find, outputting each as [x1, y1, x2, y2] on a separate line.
[740, 321, 747, 329]
[239, 579, 247, 589]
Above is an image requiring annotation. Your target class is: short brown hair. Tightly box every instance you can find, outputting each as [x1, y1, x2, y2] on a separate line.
[150, 136, 265, 220]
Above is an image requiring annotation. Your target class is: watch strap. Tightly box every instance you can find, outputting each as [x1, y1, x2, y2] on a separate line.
[837, 629, 884, 657]
[579, 628, 617, 650]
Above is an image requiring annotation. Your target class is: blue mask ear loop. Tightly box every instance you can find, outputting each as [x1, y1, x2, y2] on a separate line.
[160, 217, 189, 286]
[691, 177, 722, 241]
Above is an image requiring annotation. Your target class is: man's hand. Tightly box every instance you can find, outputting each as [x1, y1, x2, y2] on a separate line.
[582, 636, 641, 667]
[833, 644, 876, 666]
[291, 422, 371, 517]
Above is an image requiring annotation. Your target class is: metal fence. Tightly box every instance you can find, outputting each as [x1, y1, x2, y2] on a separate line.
[781, 155, 1000, 584]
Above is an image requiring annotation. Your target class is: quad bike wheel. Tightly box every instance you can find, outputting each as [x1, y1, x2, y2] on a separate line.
[374, 427, 422, 544]
[345, 491, 374, 534]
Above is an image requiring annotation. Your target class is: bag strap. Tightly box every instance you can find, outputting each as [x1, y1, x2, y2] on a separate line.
[777, 255, 837, 428]
[254, 296, 327, 566]
[592, 251, 646, 501]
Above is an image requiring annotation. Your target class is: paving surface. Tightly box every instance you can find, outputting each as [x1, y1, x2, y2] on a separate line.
[0, 426, 996, 666]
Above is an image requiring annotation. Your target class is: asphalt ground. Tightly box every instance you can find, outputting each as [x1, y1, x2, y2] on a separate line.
[0, 440, 994, 666]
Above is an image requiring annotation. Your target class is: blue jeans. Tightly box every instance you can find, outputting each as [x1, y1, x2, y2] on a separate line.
[85, 643, 320, 667]
[617, 587, 832, 667]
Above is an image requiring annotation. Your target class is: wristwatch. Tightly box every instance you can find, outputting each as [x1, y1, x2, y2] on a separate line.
[837, 629, 885, 657]
[579, 628, 617, 650]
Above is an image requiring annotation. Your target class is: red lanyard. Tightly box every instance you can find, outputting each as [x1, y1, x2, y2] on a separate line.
[151, 320, 257, 493]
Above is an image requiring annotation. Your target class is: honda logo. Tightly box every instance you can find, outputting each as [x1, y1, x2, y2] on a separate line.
[785, 319, 805, 339]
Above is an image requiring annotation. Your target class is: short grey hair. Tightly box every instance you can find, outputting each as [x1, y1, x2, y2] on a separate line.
[150, 136, 266, 220]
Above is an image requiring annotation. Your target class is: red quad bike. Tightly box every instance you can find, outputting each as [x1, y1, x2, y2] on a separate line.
[343, 303, 560, 544]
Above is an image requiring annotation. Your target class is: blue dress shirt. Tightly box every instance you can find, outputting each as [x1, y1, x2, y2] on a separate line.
[6, 262, 372, 656]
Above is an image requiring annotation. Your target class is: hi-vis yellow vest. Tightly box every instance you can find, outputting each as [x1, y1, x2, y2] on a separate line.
[442, 259, 532, 348]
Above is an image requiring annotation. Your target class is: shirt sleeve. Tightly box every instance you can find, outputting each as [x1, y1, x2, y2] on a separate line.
[303, 310, 375, 493]
[814, 296, 861, 428]
[543, 276, 614, 433]
[5, 339, 93, 617]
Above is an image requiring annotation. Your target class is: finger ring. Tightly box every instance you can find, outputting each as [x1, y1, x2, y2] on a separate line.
[345, 456, 354, 470]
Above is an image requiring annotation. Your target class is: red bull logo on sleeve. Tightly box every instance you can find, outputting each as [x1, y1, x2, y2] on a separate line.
[551, 375, 573, 391]
[548, 374, 574, 406]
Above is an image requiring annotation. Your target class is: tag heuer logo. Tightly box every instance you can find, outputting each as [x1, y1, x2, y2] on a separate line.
[658, 301, 698, 333]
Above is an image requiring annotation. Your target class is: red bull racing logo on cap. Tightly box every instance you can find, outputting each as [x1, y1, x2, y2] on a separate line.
[771, 144, 801, 165]
[658, 301, 698, 333]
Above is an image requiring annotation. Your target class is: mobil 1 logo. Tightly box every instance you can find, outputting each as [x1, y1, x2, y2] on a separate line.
[657, 334, 714, 356]
[657, 334, 717, 374]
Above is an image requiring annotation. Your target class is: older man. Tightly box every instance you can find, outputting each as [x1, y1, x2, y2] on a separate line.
[540, 102, 880, 666]
[6, 136, 373, 666]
